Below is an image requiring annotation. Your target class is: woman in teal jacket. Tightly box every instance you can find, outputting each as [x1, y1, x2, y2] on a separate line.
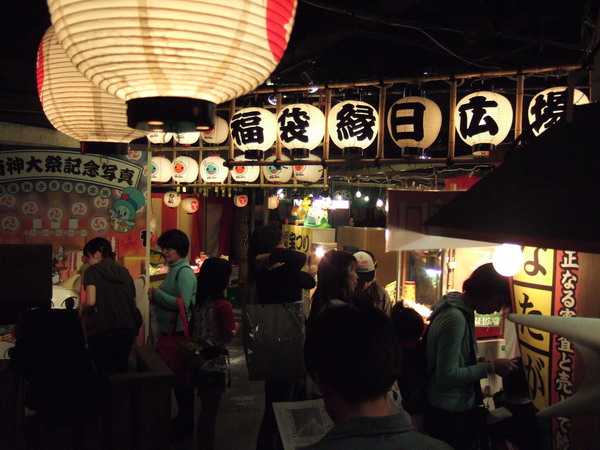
[424, 263, 517, 449]
[150, 229, 197, 442]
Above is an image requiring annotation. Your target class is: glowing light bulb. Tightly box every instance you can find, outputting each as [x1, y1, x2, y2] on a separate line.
[355, 190, 362, 198]
[493, 244, 524, 277]
[364, 195, 370, 202]
[376, 198, 384, 208]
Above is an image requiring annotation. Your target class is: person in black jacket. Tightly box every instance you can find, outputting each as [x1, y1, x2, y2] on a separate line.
[80, 237, 138, 375]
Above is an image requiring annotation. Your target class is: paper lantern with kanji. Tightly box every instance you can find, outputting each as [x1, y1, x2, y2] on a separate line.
[230, 155, 260, 182]
[174, 131, 201, 145]
[171, 156, 199, 183]
[294, 154, 323, 183]
[262, 155, 293, 183]
[528, 86, 590, 136]
[328, 101, 379, 157]
[230, 107, 277, 159]
[37, 27, 147, 155]
[277, 104, 325, 158]
[200, 155, 228, 183]
[181, 197, 200, 214]
[234, 194, 249, 207]
[202, 116, 229, 145]
[150, 156, 172, 183]
[163, 191, 181, 208]
[387, 96, 442, 156]
[455, 91, 513, 150]
[47, 0, 298, 132]
[147, 131, 174, 145]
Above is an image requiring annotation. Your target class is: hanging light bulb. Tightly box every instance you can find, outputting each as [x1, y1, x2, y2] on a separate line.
[492, 244, 524, 277]
[376, 198, 384, 208]
[355, 189, 362, 198]
[364, 195, 370, 202]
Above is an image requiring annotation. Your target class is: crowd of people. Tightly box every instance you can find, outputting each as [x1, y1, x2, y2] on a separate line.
[67, 226, 525, 449]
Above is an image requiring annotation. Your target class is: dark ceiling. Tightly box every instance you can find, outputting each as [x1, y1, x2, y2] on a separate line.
[0, 0, 596, 129]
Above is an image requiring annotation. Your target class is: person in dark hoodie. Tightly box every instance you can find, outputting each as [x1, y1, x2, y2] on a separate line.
[80, 237, 138, 375]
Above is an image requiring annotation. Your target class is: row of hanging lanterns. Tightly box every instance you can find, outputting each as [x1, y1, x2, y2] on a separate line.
[149, 86, 588, 160]
[151, 152, 324, 184]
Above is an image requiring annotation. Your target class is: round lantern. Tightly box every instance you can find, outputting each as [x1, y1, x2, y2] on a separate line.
[387, 96, 442, 157]
[277, 104, 325, 158]
[455, 91, 513, 153]
[230, 155, 260, 183]
[174, 131, 201, 145]
[147, 131, 174, 145]
[328, 100, 379, 158]
[171, 156, 199, 183]
[37, 27, 147, 155]
[492, 243, 524, 277]
[234, 194, 249, 207]
[294, 154, 324, 183]
[262, 155, 293, 183]
[181, 197, 200, 214]
[268, 195, 280, 209]
[200, 155, 229, 183]
[163, 191, 181, 208]
[47, 1, 297, 132]
[528, 86, 590, 136]
[150, 156, 173, 183]
[230, 107, 277, 160]
[202, 116, 229, 145]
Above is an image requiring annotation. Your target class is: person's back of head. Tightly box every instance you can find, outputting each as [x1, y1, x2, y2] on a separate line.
[304, 305, 401, 405]
[248, 225, 282, 285]
[196, 257, 232, 306]
[390, 303, 425, 345]
[83, 237, 115, 260]
[157, 229, 190, 258]
[310, 250, 356, 312]
[463, 262, 510, 304]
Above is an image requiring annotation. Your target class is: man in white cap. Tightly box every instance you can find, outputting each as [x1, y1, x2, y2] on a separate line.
[353, 250, 392, 316]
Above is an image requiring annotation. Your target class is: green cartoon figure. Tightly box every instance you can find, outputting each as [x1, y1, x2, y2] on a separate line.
[108, 187, 145, 233]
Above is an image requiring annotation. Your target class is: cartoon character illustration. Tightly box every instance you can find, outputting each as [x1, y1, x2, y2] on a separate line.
[305, 197, 332, 228]
[206, 163, 218, 175]
[108, 187, 145, 233]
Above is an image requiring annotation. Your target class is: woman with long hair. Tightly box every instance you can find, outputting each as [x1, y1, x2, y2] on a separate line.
[307, 250, 358, 324]
[80, 237, 138, 375]
[424, 262, 518, 449]
[192, 257, 237, 450]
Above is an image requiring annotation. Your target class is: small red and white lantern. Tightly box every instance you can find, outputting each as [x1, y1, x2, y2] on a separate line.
[202, 116, 229, 145]
[174, 131, 201, 145]
[150, 156, 173, 183]
[200, 155, 228, 183]
[277, 103, 325, 158]
[387, 96, 442, 156]
[163, 191, 181, 208]
[230, 155, 260, 183]
[234, 194, 249, 207]
[230, 107, 277, 160]
[328, 100, 379, 157]
[455, 91, 513, 152]
[147, 131, 174, 145]
[181, 197, 200, 214]
[262, 154, 293, 183]
[172, 156, 199, 183]
[527, 86, 590, 136]
[294, 154, 323, 183]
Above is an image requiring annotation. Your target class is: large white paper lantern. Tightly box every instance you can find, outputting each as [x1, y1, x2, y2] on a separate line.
[387, 96, 442, 157]
[262, 154, 293, 183]
[181, 197, 200, 214]
[294, 154, 324, 183]
[200, 155, 229, 183]
[328, 100, 379, 158]
[37, 27, 147, 155]
[172, 156, 199, 183]
[150, 156, 172, 183]
[202, 116, 229, 145]
[47, 0, 298, 132]
[230, 107, 277, 159]
[528, 86, 590, 136]
[174, 131, 201, 146]
[277, 104, 325, 158]
[231, 155, 260, 182]
[455, 91, 513, 151]
[163, 191, 181, 208]
[147, 131, 174, 145]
